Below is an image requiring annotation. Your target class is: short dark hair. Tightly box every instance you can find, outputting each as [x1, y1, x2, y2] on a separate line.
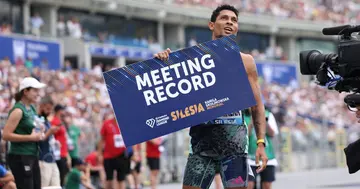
[54, 104, 66, 113]
[210, 4, 239, 22]
[40, 96, 54, 105]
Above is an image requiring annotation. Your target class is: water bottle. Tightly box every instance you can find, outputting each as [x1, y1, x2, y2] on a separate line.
[33, 116, 45, 139]
[33, 116, 41, 132]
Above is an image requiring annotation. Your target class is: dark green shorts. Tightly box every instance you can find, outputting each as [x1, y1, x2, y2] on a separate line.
[183, 154, 252, 188]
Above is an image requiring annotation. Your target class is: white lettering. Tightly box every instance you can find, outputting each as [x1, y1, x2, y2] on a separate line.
[27, 43, 49, 52]
[191, 75, 205, 91]
[150, 69, 162, 86]
[143, 90, 157, 106]
[155, 86, 167, 103]
[201, 54, 215, 69]
[169, 63, 181, 78]
[161, 67, 173, 83]
[165, 83, 179, 98]
[181, 61, 189, 76]
[136, 73, 152, 91]
[178, 79, 192, 94]
[138, 54, 217, 106]
[203, 72, 216, 87]
[187, 58, 202, 74]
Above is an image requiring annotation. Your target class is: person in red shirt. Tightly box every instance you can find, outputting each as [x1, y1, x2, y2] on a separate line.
[51, 104, 69, 187]
[98, 114, 128, 189]
[146, 138, 162, 189]
[85, 143, 105, 189]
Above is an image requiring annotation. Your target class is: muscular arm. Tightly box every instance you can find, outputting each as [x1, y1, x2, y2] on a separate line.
[242, 53, 266, 141]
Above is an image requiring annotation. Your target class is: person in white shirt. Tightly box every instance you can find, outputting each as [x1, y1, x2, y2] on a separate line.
[67, 17, 82, 39]
[30, 13, 44, 36]
[57, 15, 66, 37]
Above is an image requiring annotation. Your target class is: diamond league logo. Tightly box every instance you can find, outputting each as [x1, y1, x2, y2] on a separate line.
[146, 118, 156, 128]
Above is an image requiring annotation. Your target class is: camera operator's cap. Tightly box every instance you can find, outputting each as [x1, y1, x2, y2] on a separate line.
[19, 77, 46, 91]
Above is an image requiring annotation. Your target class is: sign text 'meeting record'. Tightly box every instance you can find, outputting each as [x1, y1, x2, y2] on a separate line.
[135, 54, 217, 106]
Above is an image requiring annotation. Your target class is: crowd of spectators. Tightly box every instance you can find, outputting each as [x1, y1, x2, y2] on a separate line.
[1, 57, 357, 131]
[189, 36, 288, 61]
[0, 58, 116, 156]
[172, 0, 360, 24]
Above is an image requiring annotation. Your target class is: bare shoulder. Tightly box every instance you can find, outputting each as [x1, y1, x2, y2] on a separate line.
[9, 108, 23, 119]
[240, 52, 256, 74]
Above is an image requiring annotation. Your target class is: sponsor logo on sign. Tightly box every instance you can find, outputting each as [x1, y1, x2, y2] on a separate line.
[146, 119, 156, 128]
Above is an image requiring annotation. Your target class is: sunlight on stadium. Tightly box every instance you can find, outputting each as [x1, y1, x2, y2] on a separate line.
[0, 0, 360, 189]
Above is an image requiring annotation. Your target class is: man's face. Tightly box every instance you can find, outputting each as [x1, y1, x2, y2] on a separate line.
[40, 103, 53, 117]
[209, 10, 238, 39]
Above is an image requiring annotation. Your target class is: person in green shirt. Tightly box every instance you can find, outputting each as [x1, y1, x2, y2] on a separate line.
[63, 112, 82, 166]
[65, 158, 94, 189]
[3, 77, 46, 189]
[246, 107, 279, 189]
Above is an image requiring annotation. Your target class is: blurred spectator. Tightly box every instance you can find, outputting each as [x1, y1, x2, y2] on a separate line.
[0, 164, 16, 189]
[51, 104, 69, 187]
[64, 112, 83, 167]
[146, 138, 163, 189]
[85, 146, 105, 189]
[41, 58, 49, 71]
[57, 15, 66, 37]
[148, 36, 162, 53]
[189, 36, 197, 47]
[3, 77, 46, 189]
[30, 12, 44, 36]
[64, 60, 73, 72]
[67, 17, 82, 39]
[64, 158, 94, 189]
[38, 96, 61, 187]
[0, 23, 12, 34]
[25, 57, 33, 74]
[99, 113, 128, 189]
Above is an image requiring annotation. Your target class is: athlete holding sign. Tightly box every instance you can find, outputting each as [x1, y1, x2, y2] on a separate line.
[154, 4, 268, 189]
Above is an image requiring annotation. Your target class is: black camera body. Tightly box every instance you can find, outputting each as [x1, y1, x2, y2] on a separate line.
[299, 25, 360, 107]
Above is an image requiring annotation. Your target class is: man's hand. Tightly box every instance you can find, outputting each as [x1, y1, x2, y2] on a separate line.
[356, 107, 360, 123]
[154, 48, 171, 61]
[49, 126, 60, 134]
[30, 129, 44, 141]
[255, 143, 268, 173]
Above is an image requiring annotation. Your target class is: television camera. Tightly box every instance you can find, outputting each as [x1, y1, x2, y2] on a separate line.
[299, 25, 360, 109]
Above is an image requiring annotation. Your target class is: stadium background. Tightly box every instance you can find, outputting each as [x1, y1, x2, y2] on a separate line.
[0, 0, 359, 188]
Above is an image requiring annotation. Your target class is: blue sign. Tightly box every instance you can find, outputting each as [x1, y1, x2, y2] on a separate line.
[103, 35, 256, 147]
[89, 45, 154, 60]
[256, 61, 298, 86]
[0, 35, 61, 70]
